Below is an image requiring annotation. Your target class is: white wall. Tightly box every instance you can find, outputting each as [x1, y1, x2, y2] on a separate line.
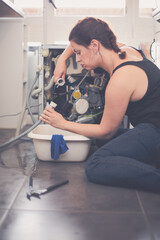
[24, 0, 155, 47]
[0, 19, 23, 128]
[24, 17, 44, 43]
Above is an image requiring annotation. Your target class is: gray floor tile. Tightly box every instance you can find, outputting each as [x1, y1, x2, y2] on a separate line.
[137, 191, 160, 213]
[0, 140, 38, 176]
[0, 167, 27, 209]
[12, 162, 141, 213]
[0, 129, 15, 145]
[0, 209, 7, 220]
[147, 214, 160, 240]
[0, 210, 152, 240]
[0, 129, 159, 240]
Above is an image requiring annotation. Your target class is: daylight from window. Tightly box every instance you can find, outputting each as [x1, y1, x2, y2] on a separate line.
[13, 0, 158, 17]
[54, 0, 125, 16]
[139, 0, 157, 17]
[55, 0, 125, 8]
[14, 0, 43, 16]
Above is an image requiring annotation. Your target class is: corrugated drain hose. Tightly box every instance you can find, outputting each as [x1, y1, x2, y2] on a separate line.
[0, 120, 42, 150]
[0, 66, 43, 150]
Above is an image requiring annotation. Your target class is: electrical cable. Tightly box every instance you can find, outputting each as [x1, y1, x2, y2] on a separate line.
[82, 111, 104, 118]
[0, 112, 22, 118]
[0, 104, 42, 118]
[76, 71, 89, 88]
[49, 0, 57, 9]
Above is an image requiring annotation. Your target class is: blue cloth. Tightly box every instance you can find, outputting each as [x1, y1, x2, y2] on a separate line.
[51, 134, 69, 160]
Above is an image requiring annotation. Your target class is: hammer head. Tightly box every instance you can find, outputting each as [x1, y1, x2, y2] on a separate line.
[26, 191, 41, 200]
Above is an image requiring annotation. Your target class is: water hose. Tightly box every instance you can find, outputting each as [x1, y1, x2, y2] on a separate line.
[0, 70, 90, 150]
[0, 120, 41, 150]
[0, 66, 42, 150]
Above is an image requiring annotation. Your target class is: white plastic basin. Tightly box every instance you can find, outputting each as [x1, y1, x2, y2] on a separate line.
[28, 124, 92, 162]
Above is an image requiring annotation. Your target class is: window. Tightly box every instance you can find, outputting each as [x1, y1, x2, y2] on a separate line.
[14, 0, 43, 16]
[139, 0, 157, 17]
[54, 0, 126, 17]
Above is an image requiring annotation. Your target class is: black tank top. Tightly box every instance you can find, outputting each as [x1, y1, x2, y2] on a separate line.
[112, 50, 160, 128]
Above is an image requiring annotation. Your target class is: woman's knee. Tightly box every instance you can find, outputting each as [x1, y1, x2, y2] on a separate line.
[85, 154, 98, 182]
[85, 147, 116, 182]
[85, 153, 124, 184]
[85, 153, 107, 183]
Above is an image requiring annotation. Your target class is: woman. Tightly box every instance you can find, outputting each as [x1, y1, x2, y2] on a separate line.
[40, 17, 160, 193]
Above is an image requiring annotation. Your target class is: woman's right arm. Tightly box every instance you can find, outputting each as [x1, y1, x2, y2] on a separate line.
[53, 44, 74, 82]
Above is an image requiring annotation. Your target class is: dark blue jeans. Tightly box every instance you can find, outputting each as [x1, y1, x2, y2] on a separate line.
[85, 123, 160, 193]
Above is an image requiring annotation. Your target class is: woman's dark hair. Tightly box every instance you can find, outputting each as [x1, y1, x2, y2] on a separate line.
[69, 17, 126, 59]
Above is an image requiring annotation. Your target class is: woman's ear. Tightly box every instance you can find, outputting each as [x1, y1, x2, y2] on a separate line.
[90, 39, 100, 54]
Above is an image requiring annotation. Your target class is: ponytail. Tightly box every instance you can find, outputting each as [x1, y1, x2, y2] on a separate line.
[69, 17, 126, 59]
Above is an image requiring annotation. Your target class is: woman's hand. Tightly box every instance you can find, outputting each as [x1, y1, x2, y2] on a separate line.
[53, 58, 67, 83]
[53, 44, 74, 83]
[40, 108, 67, 129]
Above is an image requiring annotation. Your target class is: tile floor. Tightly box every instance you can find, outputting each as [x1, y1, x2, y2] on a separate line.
[0, 128, 160, 240]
